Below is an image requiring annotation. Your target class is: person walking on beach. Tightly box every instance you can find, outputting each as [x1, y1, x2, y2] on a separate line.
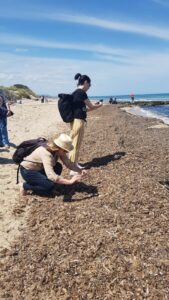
[0, 93, 11, 150]
[19, 133, 87, 196]
[69, 73, 103, 173]
[40, 95, 45, 103]
[130, 93, 135, 103]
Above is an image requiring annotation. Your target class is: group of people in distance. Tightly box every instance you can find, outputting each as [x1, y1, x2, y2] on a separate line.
[19, 73, 103, 196]
[109, 97, 117, 104]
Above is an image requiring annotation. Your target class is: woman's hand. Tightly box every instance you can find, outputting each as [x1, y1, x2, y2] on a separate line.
[70, 174, 83, 184]
[7, 110, 14, 117]
[96, 102, 103, 108]
[56, 175, 83, 185]
[85, 99, 103, 111]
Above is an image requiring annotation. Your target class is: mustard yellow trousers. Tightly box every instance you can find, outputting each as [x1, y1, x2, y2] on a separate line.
[69, 118, 85, 163]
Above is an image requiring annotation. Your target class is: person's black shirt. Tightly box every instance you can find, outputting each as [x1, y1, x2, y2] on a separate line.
[72, 89, 87, 121]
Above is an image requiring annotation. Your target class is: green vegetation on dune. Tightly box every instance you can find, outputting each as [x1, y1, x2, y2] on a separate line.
[0, 84, 38, 100]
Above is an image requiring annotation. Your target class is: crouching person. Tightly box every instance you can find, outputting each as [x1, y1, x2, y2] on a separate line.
[19, 133, 87, 196]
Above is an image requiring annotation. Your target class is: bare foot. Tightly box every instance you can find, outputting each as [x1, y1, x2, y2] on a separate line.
[19, 183, 28, 196]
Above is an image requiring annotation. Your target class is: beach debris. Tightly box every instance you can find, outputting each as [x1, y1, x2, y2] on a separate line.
[0, 105, 168, 299]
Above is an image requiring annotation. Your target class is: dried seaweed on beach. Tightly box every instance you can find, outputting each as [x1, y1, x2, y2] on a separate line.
[0, 105, 169, 299]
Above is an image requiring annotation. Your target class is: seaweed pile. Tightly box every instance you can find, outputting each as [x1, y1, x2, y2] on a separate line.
[0, 105, 169, 299]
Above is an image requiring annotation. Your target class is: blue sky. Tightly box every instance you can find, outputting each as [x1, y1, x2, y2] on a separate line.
[1, 0, 169, 96]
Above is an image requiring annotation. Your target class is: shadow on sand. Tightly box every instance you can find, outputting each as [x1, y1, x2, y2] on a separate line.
[53, 182, 98, 202]
[83, 151, 126, 169]
[159, 180, 169, 190]
[0, 157, 15, 164]
[55, 152, 126, 202]
[9, 142, 17, 149]
[0, 143, 17, 164]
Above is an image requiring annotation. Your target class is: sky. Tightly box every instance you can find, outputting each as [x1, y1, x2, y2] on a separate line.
[1, 0, 169, 96]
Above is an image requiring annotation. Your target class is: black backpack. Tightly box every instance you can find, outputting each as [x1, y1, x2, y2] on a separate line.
[13, 137, 47, 164]
[58, 93, 74, 123]
[13, 137, 47, 184]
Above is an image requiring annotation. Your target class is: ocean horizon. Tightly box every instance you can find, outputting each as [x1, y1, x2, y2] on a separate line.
[90, 92, 169, 102]
[90, 92, 169, 125]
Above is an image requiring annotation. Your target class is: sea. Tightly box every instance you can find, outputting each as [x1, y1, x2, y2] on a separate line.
[90, 92, 169, 125]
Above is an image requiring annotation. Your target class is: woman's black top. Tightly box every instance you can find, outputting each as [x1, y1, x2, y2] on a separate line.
[72, 89, 87, 121]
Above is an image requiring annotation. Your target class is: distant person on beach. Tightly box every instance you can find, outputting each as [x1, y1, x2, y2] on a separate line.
[19, 134, 87, 196]
[130, 94, 135, 103]
[0, 93, 12, 150]
[69, 73, 103, 173]
[40, 95, 45, 103]
[109, 97, 117, 104]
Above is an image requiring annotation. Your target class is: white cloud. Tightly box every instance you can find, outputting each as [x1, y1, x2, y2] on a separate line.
[15, 48, 29, 52]
[0, 32, 134, 61]
[152, 0, 169, 7]
[1, 8, 169, 41]
[93, 53, 133, 65]
[46, 13, 169, 41]
[1, 51, 169, 95]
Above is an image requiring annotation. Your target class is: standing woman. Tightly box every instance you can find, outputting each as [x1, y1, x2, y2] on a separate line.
[69, 73, 102, 170]
[0, 94, 11, 150]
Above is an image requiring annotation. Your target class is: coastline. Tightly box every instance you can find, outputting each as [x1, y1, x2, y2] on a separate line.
[0, 104, 169, 298]
[121, 105, 169, 126]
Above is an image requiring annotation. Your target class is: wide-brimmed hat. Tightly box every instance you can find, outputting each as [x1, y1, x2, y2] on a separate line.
[53, 134, 74, 152]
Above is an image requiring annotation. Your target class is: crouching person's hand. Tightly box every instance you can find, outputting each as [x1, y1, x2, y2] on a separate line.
[70, 174, 83, 184]
[56, 174, 84, 185]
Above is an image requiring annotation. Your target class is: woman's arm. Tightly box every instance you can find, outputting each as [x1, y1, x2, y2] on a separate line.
[85, 99, 103, 111]
[41, 150, 85, 185]
[6, 102, 10, 111]
[56, 174, 83, 185]
[60, 153, 88, 175]
[6, 100, 13, 116]
[60, 154, 82, 172]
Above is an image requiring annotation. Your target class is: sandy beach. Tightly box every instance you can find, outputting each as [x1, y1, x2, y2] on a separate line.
[0, 101, 67, 251]
[0, 103, 169, 299]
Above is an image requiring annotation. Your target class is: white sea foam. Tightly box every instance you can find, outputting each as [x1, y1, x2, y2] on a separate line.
[122, 105, 169, 125]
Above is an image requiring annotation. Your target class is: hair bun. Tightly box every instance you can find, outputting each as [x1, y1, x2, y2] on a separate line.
[74, 73, 81, 80]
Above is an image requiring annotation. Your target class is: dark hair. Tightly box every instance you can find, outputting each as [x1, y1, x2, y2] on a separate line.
[74, 73, 91, 86]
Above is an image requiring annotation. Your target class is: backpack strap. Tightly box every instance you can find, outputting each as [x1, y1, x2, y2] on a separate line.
[16, 164, 21, 184]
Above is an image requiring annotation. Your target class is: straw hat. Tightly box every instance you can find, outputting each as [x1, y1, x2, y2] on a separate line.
[54, 134, 74, 152]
